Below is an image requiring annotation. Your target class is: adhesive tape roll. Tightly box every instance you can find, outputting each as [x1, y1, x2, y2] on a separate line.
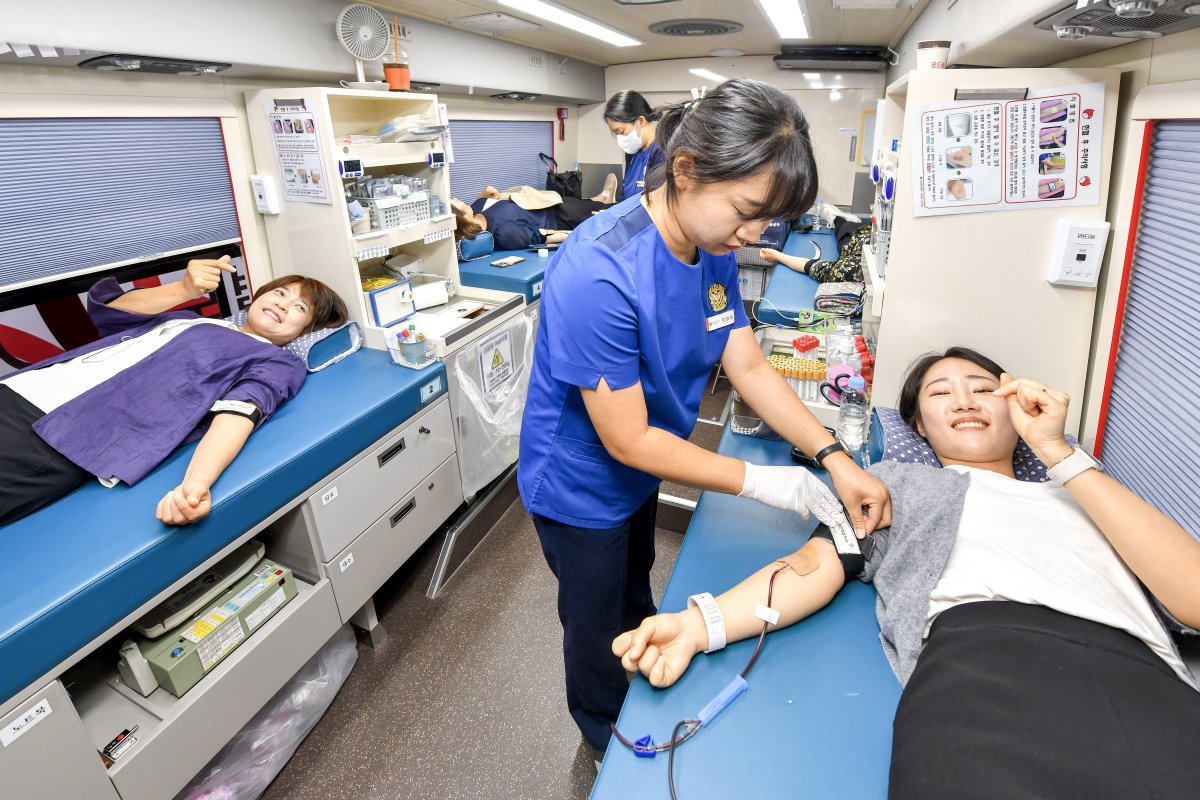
[411, 281, 450, 310]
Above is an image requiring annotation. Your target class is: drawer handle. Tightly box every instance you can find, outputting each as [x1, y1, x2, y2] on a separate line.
[419, 426, 431, 435]
[390, 498, 417, 527]
[378, 438, 406, 467]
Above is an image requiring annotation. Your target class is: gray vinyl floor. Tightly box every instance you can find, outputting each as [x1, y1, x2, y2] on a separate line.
[260, 501, 683, 800]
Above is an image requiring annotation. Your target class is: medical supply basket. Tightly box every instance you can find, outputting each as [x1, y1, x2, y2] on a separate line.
[359, 193, 431, 229]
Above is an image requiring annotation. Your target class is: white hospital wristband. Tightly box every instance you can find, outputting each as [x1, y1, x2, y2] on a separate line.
[688, 592, 727, 653]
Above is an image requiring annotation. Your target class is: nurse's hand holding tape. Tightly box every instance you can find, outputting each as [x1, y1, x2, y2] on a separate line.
[516, 78, 892, 757]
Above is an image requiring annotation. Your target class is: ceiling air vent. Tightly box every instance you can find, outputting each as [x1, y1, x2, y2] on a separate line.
[1035, 0, 1200, 38]
[649, 19, 744, 36]
[774, 45, 891, 71]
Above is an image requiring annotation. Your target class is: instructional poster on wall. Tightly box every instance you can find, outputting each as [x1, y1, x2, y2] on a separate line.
[265, 98, 331, 205]
[912, 82, 1104, 217]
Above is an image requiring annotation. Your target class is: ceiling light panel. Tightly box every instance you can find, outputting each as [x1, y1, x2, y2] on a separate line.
[496, 0, 642, 47]
[688, 67, 727, 82]
[755, 0, 811, 39]
[832, 0, 915, 9]
[450, 13, 543, 34]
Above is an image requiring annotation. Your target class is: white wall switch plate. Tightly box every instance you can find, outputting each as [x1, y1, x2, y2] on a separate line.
[1047, 219, 1110, 288]
[250, 174, 281, 215]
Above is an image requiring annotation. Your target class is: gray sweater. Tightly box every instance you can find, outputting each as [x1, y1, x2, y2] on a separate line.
[862, 460, 1191, 685]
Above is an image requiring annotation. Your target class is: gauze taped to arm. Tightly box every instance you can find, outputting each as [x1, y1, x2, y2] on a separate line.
[776, 548, 820, 576]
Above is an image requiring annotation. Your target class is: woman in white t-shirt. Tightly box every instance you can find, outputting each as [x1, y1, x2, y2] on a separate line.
[614, 346, 1200, 798]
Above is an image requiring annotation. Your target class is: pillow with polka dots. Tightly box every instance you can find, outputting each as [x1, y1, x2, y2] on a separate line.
[875, 405, 1076, 483]
[230, 312, 362, 372]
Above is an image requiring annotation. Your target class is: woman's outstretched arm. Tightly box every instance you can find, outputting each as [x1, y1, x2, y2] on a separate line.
[109, 257, 236, 315]
[613, 538, 845, 687]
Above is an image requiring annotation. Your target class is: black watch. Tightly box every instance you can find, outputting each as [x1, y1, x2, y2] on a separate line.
[813, 441, 847, 467]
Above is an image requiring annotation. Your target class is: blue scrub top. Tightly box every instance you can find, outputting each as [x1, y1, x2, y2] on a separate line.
[518, 196, 749, 528]
[622, 141, 665, 201]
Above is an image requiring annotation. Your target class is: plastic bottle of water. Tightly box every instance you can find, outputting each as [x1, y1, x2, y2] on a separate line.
[837, 375, 869, 451]
[812, 197, 826, 229]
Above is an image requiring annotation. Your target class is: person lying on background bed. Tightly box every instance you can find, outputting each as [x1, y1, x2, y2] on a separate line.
[757, 216, 871, 283]
[451, 175, 619, 251]
[0, 257, 347, 527]
[613, 346, 1200, 798]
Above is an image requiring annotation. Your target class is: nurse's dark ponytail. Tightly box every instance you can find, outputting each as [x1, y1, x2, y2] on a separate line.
[604, 90, 659, 124]
[647, 78, 818, 221]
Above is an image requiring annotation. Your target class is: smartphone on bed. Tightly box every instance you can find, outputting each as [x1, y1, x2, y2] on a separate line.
[491, 256, 525, 268]
[528, 242, 560, 251]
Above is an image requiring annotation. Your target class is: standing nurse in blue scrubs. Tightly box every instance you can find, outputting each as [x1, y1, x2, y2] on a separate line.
[519, 79, 893, 759]
[604, 90, 664, 201]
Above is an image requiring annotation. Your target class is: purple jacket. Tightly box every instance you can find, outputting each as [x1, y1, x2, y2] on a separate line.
[21, 278, 307, 485]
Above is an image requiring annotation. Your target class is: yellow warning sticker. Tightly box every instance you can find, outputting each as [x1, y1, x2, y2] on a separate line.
[478, 330, 515, 394]
[182, 619, 214, 644]
[180, 608, 229, 644]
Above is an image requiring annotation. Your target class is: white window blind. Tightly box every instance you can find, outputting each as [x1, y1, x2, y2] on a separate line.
[1100, 120, 1200, 536]
[0, 117, 240, 292]
[448, 120, 554, 202]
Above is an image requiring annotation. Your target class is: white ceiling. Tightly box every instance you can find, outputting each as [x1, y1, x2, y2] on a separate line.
[378, 0, 932, 67]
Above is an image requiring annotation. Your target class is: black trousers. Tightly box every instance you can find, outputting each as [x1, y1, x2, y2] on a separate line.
[0, 385, 92, 525]
[531, 493, 658, 752]
[555, 196, 610, 230]
[890, 600, 1200, 800]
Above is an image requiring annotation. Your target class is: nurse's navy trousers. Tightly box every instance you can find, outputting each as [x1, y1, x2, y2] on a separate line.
[532, 492, 658, 753]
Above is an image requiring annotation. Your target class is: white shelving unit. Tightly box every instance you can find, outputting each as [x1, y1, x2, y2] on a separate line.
[245, 87, 525, 356]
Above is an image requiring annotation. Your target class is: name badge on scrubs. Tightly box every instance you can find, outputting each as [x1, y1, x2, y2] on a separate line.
[705, 309, 735, 331]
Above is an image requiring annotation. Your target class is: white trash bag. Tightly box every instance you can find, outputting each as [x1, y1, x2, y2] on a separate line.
[174, 624, 358, 800]
[451, 309, 535, 501]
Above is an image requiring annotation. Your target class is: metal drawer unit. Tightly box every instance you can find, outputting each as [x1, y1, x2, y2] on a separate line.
[73, 578, 341, 800]
[306, 398, 454, 560]
[325, 454, 463, 621]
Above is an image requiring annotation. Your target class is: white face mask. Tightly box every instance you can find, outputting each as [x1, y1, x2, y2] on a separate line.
[615, 123, 643, 155]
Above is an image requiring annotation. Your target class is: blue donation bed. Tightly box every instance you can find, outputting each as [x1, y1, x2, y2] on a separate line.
[755, 229, 839, 327]
[457, 248, 552, 304]
[0, 348, 446, 708]
[592, 425, 901, 799]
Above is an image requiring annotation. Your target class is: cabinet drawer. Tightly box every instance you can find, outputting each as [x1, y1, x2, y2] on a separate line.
[1, 681, 121, 800]
[326, 454, 463, 621]
[308, 398, 454, 560]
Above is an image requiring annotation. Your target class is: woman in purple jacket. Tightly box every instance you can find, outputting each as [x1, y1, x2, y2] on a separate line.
[0, 257, 347, 526]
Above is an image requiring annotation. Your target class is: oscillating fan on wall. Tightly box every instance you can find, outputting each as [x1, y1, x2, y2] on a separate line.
[336, 3, 393, 83]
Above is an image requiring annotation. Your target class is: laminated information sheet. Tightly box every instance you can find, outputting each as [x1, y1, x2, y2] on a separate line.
[912, 82, 1104, 217]
[265, 97, 331, 205]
